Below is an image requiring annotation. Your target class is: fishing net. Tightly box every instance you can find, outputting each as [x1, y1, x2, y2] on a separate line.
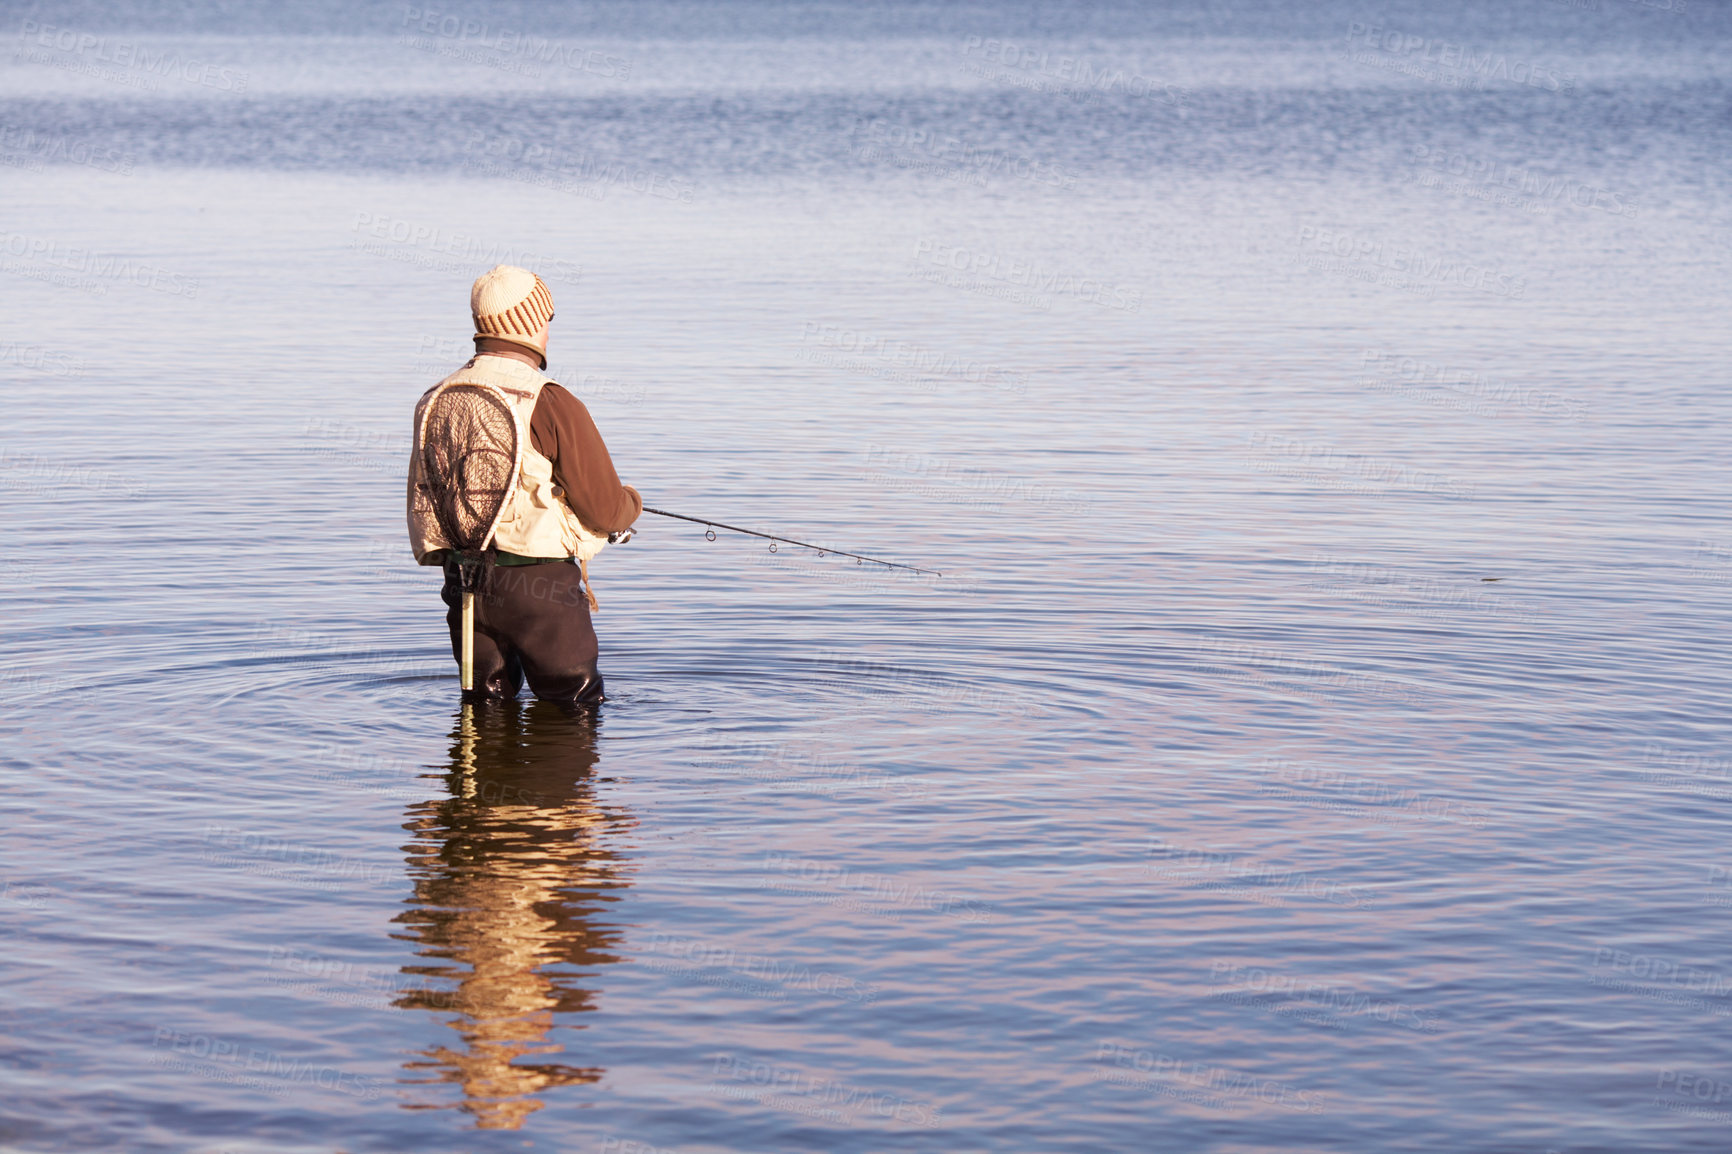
[419, 384, 520, 592]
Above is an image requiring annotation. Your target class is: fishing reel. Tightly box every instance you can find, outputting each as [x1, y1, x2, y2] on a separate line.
[607, 527, 634, 544]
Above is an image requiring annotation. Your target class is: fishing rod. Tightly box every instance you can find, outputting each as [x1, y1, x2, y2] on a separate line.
[633, 507, 942, 577]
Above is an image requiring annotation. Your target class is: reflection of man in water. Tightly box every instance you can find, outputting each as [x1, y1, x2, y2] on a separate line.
[394, 702, 632, 1129]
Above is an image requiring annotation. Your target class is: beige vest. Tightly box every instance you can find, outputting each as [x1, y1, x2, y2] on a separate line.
[407, 355, 609, 565]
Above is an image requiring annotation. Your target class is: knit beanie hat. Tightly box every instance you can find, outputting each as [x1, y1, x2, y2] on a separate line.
[471, 265, 554, 340]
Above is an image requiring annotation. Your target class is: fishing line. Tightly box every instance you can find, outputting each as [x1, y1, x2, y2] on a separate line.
[637, 507, 941, 576]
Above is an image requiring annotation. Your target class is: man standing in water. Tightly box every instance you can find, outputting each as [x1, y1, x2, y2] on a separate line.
[407, 265, 641, 704]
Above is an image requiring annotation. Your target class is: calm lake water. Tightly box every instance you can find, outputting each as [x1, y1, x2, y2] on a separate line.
[3, 1, 1731, 1150]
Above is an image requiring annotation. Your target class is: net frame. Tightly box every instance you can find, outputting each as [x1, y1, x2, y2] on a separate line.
[415, 381, 525, 586]
[416, 381, 525, 695]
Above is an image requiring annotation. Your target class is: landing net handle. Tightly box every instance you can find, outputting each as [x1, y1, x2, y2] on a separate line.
[461, 593, 476, 691]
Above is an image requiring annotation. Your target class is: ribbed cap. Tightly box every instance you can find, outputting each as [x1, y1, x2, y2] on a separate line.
[470, 265, 554, 337]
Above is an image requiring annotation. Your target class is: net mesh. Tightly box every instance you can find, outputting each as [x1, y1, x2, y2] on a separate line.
[420, 385, 518, 566]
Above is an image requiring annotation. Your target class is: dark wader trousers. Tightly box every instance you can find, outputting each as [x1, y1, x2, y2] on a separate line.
[441, 560, 604, 704]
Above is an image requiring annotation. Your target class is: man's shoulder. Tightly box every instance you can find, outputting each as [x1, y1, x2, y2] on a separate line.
[422, 358, 476, 391]
[414, 362, 469, 407]
[533, 381, 593, 418]
[413, 378, 446, 411]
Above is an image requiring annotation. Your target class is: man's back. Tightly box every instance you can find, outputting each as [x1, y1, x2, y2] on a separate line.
[407, 265, 640, 704]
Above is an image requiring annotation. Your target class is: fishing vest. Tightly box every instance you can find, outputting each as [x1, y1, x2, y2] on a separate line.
[406, 354, 609, 566]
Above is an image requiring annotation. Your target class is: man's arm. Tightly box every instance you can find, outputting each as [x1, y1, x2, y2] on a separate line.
[528, 383, 642, 534]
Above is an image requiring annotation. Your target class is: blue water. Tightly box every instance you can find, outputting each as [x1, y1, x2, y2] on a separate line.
[3, 2, 1731, 1150]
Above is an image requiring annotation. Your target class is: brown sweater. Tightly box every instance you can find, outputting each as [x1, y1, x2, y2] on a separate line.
[529, 382, 641, 534]
[472, 339, 641, 535]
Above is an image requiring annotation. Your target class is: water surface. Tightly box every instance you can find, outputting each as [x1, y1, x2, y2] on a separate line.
[3, 2, 1731, 1150]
